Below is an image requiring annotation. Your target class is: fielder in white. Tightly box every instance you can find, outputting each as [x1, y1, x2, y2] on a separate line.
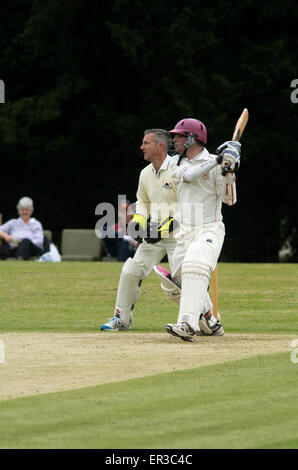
[100, 128, 179, 331]
[154, 118, 241, 341]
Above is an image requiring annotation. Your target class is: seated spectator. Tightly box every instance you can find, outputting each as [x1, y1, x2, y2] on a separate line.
[0, 197, 47, 260]
[101, 201, 138, 261]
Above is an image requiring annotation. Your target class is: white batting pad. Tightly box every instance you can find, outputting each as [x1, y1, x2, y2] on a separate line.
[115, 257, 143, 327]
[178, 240, 214, 331]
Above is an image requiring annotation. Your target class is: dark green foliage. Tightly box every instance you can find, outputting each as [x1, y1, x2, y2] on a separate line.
[0, 0, 297, 260]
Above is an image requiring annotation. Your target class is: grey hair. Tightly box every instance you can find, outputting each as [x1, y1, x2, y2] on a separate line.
[17, 197, 34, 211]
[144, 128, 172, 151]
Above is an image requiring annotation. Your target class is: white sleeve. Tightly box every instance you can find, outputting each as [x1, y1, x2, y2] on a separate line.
[0, 219, 13, 233]
[31, 220, 44, 248]
[175, 159, 218, 183]
[135, 172, 150, 220]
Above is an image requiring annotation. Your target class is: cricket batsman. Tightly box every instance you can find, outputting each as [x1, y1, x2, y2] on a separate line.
[154, 117, 241, 341]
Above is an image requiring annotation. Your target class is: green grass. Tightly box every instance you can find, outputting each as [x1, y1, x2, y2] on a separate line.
[0, 352, 297, 449]
[0, 261, 297, 449]
[0, 262, 297, 333]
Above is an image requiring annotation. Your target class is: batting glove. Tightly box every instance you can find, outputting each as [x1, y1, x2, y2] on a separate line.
[216, 141, 241, 175]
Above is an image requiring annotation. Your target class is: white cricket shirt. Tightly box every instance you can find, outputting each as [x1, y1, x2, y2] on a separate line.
[135, 154, 179, 224]
[171, 148, 236, 228]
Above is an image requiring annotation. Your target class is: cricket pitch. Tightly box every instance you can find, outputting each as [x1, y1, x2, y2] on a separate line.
[0, 332, 295, 400]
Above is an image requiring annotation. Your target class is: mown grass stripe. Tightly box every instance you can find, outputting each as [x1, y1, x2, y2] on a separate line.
[0, 352, 297, 449]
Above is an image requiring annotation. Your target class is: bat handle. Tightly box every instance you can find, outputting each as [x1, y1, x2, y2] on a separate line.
[221, 164, 231, 176]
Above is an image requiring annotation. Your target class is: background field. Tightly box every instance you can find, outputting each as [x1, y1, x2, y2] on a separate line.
[0, 261, 297, 449]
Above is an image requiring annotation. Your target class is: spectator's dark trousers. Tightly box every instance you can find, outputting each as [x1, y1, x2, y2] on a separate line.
[0, 238, 43, 260]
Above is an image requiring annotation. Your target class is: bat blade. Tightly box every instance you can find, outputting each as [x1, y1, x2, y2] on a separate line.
[232, 108, 249, 141]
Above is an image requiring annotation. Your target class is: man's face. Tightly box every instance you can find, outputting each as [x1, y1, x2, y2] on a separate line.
[18, 207, 32, 220]
[172, 133, 186, 154]
[140, 133, 159, 162]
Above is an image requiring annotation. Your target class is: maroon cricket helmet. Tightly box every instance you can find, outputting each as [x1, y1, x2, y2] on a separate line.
[169, 118, 207, 144]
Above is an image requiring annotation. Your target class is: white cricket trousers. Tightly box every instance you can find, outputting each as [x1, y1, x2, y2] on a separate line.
[114, 238, 177, 326]
[172, 221, 225, 330]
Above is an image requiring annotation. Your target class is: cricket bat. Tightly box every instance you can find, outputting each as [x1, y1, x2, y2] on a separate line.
[212, 108, 249, 319]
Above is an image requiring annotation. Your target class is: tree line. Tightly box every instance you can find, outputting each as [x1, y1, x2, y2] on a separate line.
[0, 0, 297, 261]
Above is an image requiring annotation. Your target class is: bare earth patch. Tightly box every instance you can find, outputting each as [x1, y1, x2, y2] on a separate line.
[0, 332, 295, 400]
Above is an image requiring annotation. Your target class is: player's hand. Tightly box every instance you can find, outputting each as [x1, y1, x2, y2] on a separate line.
[158, 216, 178, 239]
[216, 141, 241, 175]
[145, 217, 178, 244]
[144, 222, 160, 244]
[4, 234, 14, 243]
[127, 214, 147, 243]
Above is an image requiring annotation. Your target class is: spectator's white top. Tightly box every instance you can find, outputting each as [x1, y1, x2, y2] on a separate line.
[0, 217, 44, 248]
[135, 154, 179, 224]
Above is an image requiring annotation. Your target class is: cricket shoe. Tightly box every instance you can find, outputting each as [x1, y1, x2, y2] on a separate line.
[153, 265, 181, 288]
[100, 311, 132, 331]
[197, 311, 224, 336]
[154, 264, 172, 279]
[166, 322, 196, 342]
[210, 321, 224, 336]
[153, 265, 181, 306]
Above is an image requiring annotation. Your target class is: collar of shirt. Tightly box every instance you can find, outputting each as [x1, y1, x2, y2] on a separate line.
[151, 154, 171, 176]
[188, 147, 211, 163]
[18, 216, 36, 226]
